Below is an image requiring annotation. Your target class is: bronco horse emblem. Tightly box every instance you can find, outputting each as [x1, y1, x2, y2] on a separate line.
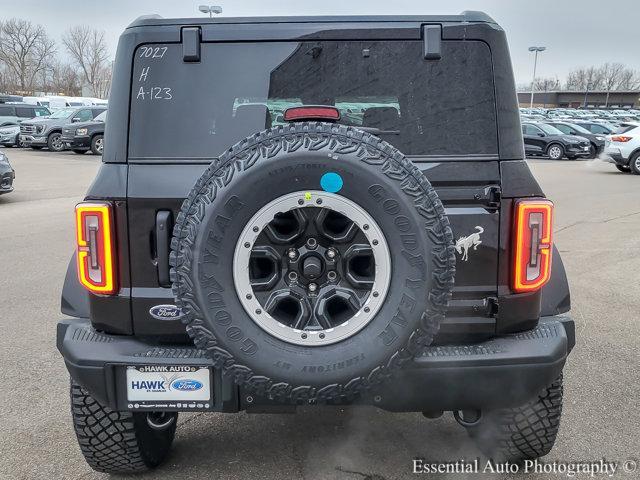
[455, 226, 484, 261]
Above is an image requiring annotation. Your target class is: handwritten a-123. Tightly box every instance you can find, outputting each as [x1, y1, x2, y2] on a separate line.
[136, 86, 172, 101]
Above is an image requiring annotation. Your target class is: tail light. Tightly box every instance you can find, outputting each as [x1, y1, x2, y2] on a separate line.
[284, 106, 341, 122]
[610, 136, 632, 142]
[512, 199, 553, 293]
[75, 202, 117, 294]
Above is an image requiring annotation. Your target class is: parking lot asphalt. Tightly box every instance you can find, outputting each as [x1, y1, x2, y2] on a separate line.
[0, 148, 638, 480]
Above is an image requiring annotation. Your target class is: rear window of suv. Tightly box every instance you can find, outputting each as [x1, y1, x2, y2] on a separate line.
[128, 40, 498, 160]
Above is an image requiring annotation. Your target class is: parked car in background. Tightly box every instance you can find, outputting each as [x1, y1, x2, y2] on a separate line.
[522, 121, 591, 160]
[0, 103, 50, 127]
[571, 120, 615, 135]
[0, 124, 24, 147]
[544, 121, 606, 158]
[604, 122, 640, 174]
[19, 106, 106, 152]
[61, 110, 107, 155]
[0, 151, 14, 195]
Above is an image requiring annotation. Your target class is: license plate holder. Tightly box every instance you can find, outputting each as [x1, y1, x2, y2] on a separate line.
[125, 365, 212, 411]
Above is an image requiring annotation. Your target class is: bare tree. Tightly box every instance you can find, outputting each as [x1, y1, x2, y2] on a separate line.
[0, 18, 56, 94]
[50, 61, 81, 96]
[616, 68, 640, 90]
[565, 66, 604, 91]
[600, 63, 625, 106]
[62, 25, 109, 97]
[534, 76, 561, 92]
[92, 63, 112, 98]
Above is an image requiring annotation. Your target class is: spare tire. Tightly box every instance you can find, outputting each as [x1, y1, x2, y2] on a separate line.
[170, 122, 455, 402]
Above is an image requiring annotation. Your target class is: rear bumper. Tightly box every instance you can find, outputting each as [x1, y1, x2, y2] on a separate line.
[57, 315, 575, 413]
[604, 149, 627, 165]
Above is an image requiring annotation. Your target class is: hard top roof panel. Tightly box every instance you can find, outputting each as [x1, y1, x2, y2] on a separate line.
[127, 11, 496, 29]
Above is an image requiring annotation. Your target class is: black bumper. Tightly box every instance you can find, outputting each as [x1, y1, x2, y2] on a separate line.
[566, 145, 591, 157]
[61, 135, 90, 149]
[57, 315, 575, 413]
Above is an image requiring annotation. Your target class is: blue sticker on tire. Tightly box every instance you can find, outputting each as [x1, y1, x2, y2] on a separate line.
[320, 172, 343, 193]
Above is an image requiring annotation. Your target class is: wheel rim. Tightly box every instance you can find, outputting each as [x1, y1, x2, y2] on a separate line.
[51, 134, 63, 151]
[95, 137, 103, 153]
[233, 190, 391, 347]
[634, 156, 640, 171]
[549, 146, 561, 159]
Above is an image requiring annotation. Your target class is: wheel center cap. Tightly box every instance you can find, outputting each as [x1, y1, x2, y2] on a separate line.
[302, 255, 322, 279]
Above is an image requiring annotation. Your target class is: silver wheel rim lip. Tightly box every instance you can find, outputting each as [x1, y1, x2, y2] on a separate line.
[52, 134, 62, 150]
[233, 190, 391, 347]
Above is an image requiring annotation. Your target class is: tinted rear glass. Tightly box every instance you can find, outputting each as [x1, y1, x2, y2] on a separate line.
[15, 107, 34, 118]
[129, 40, 497, 160]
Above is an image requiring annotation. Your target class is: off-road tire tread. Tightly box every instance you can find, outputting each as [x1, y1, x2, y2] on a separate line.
[469, 375, 563, 462]
[70, 380, 174, 473]
[170, 122, 456, 403]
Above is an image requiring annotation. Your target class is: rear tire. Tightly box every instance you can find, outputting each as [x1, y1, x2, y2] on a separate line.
[615, 165, 631, 173]
[70, 380, 177, 474]
[465, 375, 563, 463]
[547, 144, 564, 160]
[629, 152, 640, 175]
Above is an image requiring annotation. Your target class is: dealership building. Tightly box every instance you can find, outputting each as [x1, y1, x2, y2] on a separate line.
[517, 90, 639, 109]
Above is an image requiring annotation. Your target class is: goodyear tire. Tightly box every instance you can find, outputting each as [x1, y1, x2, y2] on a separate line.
[170, 122, 455, 402]
[70, 380, 177, 473]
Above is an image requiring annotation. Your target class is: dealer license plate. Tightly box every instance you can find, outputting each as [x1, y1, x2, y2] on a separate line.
[126, 365, 211, 409]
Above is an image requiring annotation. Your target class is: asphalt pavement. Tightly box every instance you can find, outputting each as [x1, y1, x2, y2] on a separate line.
[0, 148, 638, 480]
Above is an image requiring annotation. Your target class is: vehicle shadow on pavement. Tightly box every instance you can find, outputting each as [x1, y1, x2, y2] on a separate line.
[109, 407, 487, 480]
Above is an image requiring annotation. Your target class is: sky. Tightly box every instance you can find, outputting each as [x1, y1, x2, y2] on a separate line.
[3, 0, 640, 87]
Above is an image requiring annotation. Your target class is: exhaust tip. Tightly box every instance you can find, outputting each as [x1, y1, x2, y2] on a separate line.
[453, 409, 482, 427]
[146, 411, 177, 430]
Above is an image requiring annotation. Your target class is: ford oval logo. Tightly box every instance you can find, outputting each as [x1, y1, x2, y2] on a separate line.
[171, 379, 203, 391]
[149, 304, 183, 320]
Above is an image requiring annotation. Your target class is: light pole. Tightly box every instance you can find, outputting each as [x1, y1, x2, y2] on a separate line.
[528, 46, 546, 109]
[198, 5, 223, 17]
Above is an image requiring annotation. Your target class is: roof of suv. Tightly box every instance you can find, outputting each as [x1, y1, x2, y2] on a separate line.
[127, 11, 496, 28]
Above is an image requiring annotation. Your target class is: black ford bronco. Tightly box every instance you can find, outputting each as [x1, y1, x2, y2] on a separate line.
[57, 12, 574, 474]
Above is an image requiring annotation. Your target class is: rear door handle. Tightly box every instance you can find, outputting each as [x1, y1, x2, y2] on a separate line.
[155, 211, 173, 287]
